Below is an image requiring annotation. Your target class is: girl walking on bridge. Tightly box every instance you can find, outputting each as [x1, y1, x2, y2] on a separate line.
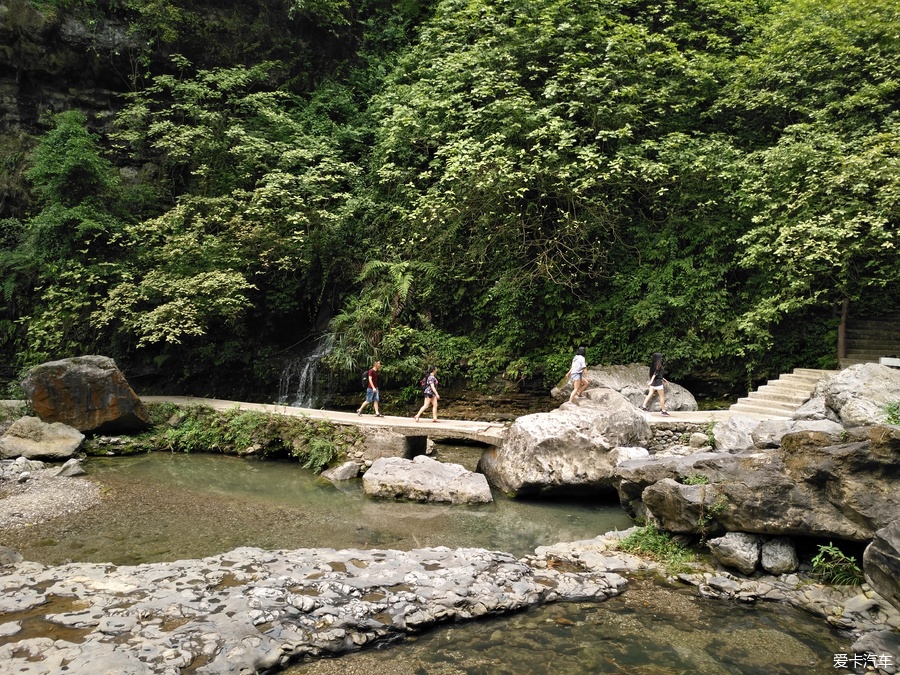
[414, 366, 440, 422]
[640, 352, 670, 416]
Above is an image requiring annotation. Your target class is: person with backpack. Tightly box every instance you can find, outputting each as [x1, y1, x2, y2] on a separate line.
[564, 346, 589, 403]
[640, 352, 670, 416]
[414, 365, 440, 422]
[356, 361, 384, 417]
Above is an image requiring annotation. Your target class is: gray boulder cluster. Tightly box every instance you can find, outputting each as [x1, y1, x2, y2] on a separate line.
[551, 362, 699, 412]
[1, 356, 151, 463]
[482, 364, 900, 624]
[0, 545, 627, 675]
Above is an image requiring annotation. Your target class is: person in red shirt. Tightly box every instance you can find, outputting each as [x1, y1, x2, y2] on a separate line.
[357, 361, 383, 417]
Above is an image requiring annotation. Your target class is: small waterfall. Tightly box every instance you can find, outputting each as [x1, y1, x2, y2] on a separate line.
[277, 336, 333, 408]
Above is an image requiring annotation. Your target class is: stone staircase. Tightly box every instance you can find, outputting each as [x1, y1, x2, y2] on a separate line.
[729, 368, 839, 419]
[841, 312, 900, 368]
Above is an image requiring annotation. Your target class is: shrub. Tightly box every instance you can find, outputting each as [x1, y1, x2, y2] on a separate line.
[811, 542, 864, 586]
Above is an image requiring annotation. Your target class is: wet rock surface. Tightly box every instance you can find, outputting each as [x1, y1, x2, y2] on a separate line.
[0, 545, 626, 675]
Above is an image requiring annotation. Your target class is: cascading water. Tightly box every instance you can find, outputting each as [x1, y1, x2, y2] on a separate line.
[277, 336, 333, 408]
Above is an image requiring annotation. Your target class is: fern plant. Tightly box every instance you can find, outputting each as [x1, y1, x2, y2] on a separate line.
[811, 542, 864, 586]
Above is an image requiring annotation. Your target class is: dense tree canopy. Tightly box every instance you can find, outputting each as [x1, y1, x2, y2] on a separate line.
[1, 0, 898, 397]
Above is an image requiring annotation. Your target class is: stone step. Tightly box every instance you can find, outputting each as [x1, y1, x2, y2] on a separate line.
[849, 319, 900, 330]
[845, 328, 900, 341]
[840, 357, 877, 368]
[766, 374, 820, 390]
[729, 402, 792, 419]
[844, 339, 900, 351]
[728, 367, 834, 419]
[748, 388, 811, 405]
[792, 368, 839, 377]
[735, 396, 799, 413]
[845, 351, 900, 361]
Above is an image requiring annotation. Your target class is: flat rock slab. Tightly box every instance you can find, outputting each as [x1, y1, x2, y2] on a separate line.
[363, 455, 493, 504]
[0, 546, 626, 674]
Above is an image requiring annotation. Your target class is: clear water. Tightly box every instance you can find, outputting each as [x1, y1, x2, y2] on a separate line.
[1, 448, 634, 566]
[289, 580, 854, 674]
[1, 449, 854, 675]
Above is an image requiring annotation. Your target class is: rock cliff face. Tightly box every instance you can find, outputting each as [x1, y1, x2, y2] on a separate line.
[0, 0, 136, 132]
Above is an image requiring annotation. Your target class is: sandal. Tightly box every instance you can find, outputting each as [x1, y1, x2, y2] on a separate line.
[376, 413, 384, 417]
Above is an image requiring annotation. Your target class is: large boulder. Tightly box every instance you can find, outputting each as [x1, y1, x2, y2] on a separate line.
[760, 537, 799, 575]
[615, 425, 900, 541]
[712, 414, 760, 453]
[362, 455, 492, 504]
[551, 363, 698, 412]
[864, 520, 900, 613]
[814, 363, 900, 427]
[707, 532, 761, 575]
[21, 356, 152, 434]
[478, 388, 652, 497]
[750, 419, 844, 448]
[0, 417, 84, 460]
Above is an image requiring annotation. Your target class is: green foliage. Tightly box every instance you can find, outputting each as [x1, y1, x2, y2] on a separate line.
[5, 0, 900, 396]
[727, 0, 900, 352]
[705, 419, 717, 446]
[682, 473, 709, 486]
[100, 58, 362, 375]
[129, 404, 357, 471]
[9, 111, 130, 367]
[811, 542, 864, 587]
[885, 401, 900, 426]
[618, 524, 695, 574]
[300, 436, 338, 472]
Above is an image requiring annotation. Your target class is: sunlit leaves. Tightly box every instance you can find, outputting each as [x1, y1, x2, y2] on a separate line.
[94, 269, 255, 347]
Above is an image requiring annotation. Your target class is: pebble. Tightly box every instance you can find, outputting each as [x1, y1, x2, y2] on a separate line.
[0, 459, 101, 530]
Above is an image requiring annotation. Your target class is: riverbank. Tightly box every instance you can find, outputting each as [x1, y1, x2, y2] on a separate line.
[1, 455, 897, 674]
[0, 460, 100, 531]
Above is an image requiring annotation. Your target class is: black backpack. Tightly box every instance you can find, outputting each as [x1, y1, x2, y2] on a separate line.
[419, 375, 428, 392]
[361, 369, 369, 390]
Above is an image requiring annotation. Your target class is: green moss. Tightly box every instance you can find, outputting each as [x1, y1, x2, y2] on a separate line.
[617, 524, 696, 574]
[90, 403, 359, 472]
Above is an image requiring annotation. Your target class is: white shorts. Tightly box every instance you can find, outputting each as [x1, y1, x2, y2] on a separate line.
[650, 384, 664, 391]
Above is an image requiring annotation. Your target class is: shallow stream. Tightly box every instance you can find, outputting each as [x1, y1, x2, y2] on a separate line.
[1, 447, 855, 674]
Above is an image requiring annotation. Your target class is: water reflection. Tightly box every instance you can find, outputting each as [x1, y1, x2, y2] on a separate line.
[1, 450, 634, 566]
